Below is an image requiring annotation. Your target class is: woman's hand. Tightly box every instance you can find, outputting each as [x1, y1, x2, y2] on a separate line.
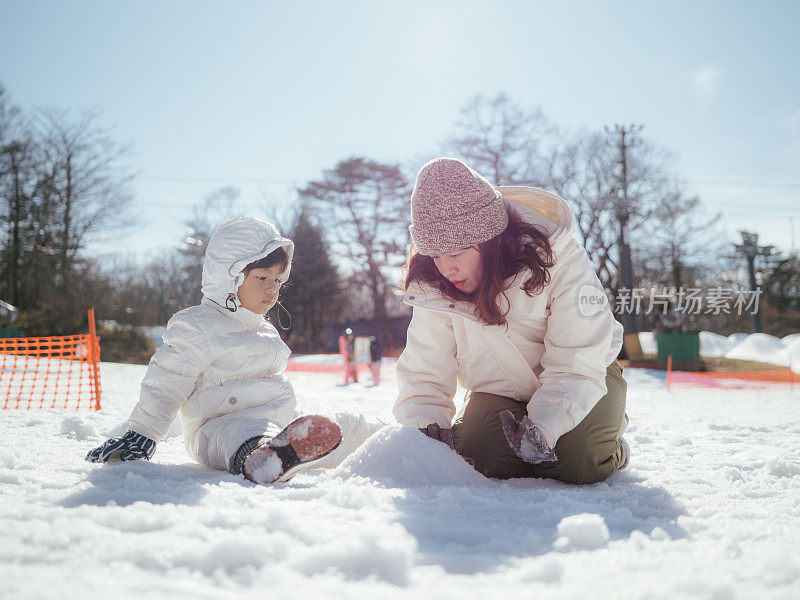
[500, 410, 557, 464]
[419, 423, 455, 450]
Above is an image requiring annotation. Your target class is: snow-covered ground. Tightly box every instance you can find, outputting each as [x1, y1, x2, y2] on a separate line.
[2, 361, 800, 599]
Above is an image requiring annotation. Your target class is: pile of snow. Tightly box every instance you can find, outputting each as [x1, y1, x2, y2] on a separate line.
[724, 333, 787, 364]
[327, 425, 488, 488]
[636, 331, 800, 367]
[699, 331, 736, 357]
[59, 417, 99, 440]
[553, 513, 610, 551]
[638, 331, 656, 354]
[727, 333, 750, 345]
[775, 337, 800, 367]
[2, 362, 800, 598]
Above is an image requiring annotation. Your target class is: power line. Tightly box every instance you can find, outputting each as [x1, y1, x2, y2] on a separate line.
[695, 205, 798, 214]
[687, 179, 800, 190]
[130, 174, 800, 190]
[137, 176, 301, 184]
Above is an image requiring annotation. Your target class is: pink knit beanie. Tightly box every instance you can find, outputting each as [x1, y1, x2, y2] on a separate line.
[409, 158, 509, 256]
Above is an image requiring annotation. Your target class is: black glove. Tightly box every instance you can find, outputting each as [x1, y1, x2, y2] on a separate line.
[85, 430, 156, 463]
[419, 423, 455, 450]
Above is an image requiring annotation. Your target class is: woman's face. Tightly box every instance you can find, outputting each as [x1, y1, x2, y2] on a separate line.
[431, 246, 483, 294]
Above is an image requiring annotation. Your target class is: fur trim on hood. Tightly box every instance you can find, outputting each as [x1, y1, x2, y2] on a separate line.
[496, 186, 576, 255]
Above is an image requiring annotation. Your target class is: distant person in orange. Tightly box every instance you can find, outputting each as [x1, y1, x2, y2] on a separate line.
[339, 328, 358, 384]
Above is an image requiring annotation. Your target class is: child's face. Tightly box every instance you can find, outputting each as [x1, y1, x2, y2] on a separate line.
[237, 265, 284, 315]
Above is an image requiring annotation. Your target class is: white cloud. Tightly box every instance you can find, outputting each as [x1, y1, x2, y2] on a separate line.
[781, 108, 800, 134]
[691, 66, 723, 101]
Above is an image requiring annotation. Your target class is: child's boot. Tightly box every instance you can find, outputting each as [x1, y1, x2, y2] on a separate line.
[242, 415, 342, 484]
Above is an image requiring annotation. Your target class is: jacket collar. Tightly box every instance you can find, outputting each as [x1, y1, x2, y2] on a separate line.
[201, 296, 265, 329]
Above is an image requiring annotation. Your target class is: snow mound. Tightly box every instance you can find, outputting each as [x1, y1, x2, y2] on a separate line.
[699, 332, 736, 357]
[782, 333, 800, 345]
[765, 456, 800, 477]
[727, 333, 750, 345]
[327, 425, 489, 488]
[724, 333, 787, 365]
[638, 332, 656, 354]
[553, 513, 610, 551]
[637, 331, 800, 365]
[59, 417, 99, 440]
[775, 337, 800, 366]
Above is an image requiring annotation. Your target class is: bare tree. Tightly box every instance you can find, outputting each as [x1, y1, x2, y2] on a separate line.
[178, 186, 242, 301]
[443, 93, 552, 186]
[544, 129, 689, 291]
[34, 109, 135, 285]
[298, 157, 410, 344]
[0, 85, 38, 306]
[546, 131, 619, 288]
[639, 192, 721, 291]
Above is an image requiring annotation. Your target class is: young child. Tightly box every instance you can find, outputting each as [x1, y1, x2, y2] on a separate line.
[86, 217, 381, 484]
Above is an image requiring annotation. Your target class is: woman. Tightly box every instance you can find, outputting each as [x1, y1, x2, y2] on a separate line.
[394, 158, 627, 484]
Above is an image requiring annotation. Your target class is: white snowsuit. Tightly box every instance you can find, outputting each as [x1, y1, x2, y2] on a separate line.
[127, 217, 378, 472]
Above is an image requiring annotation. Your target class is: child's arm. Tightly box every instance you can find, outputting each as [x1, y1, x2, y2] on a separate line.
[85, 312, 213, 463]
[128, 313, 213, 441]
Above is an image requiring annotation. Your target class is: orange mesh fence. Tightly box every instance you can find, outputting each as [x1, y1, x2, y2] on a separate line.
[286, 357, 343, 373]
[0, 309, 101, 410]
[286, 355, 396, 379]
[666, 356, 800, 392]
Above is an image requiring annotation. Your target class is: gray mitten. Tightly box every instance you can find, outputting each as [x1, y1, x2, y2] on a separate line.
[85, 430, 156, 463]
[419, 423, 455, 450]
[500, 410, 557, 464]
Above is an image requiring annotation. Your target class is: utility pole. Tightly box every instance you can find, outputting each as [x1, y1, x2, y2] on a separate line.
[734, 230, 772, 333]
[607, 123, 642, 336]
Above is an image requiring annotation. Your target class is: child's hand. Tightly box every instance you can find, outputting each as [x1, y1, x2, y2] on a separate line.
[85, 430, 156, 463]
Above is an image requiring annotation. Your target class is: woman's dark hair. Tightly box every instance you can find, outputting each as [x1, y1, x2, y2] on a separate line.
[403, 208, 555, 326]
[243, 246, 289, 274]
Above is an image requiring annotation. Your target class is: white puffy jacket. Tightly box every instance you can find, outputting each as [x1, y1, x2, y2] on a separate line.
[127, 217, 300, 469]
[393, 187, 624, 448]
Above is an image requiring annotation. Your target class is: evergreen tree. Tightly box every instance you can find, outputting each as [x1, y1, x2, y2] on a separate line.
[270, 208, 344, 352]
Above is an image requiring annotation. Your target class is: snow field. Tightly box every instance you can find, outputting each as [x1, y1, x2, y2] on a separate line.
[1, 362, 799, 599]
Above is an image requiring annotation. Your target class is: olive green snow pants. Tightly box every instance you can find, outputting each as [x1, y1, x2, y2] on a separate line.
[453, 361, 628, 484]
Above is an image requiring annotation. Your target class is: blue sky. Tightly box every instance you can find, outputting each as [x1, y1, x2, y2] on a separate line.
[1, 0, 799, 260]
